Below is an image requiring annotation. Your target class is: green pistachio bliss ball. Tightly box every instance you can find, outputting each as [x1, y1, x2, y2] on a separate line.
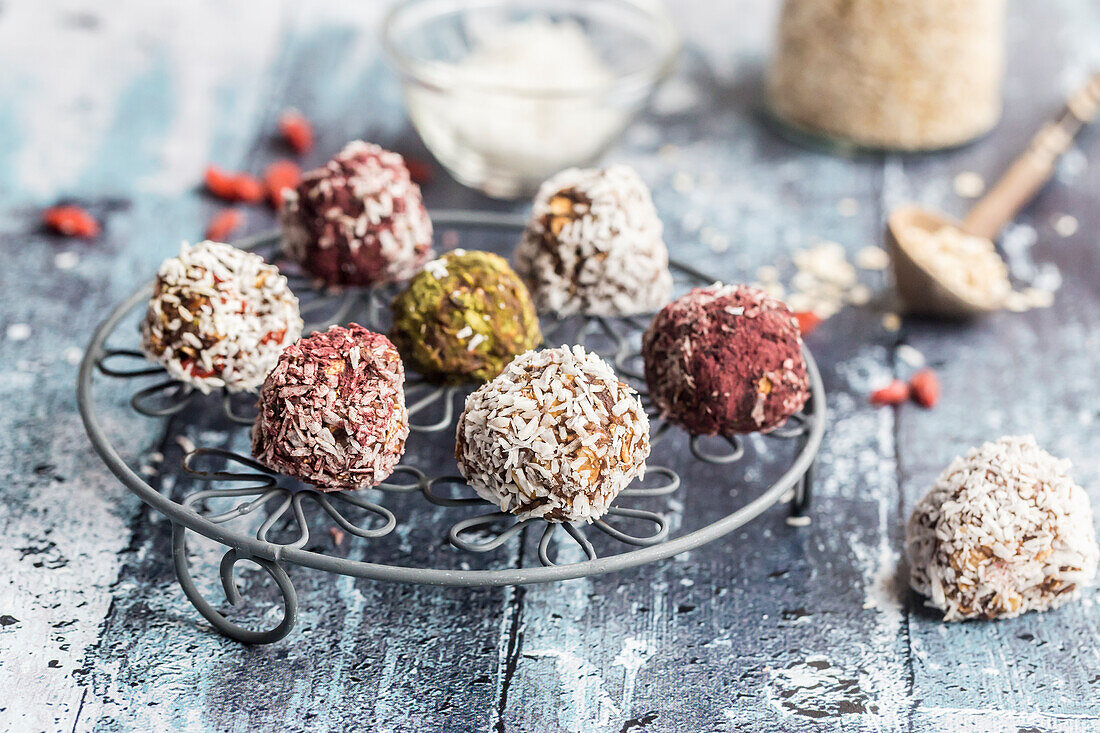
[390, 249, 542, 383]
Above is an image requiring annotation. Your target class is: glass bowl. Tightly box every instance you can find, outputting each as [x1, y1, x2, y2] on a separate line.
[382, 0, 679, 199]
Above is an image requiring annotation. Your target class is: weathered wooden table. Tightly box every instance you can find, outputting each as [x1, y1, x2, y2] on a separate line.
[3, 2, 1099, 731]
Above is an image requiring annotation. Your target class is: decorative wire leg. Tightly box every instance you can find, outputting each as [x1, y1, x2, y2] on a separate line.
[789, 464, 813, 519]
[171, 523, 298, 644]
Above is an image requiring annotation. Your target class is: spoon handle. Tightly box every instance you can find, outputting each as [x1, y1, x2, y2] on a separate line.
[962, 72, 1100, 241]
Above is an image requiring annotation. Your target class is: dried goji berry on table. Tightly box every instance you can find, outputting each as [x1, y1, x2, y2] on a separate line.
[278, 110, 313, 154]
[204, 165, 239, 200]
[43, 206, 99, 238]
[909, 368, 940, 408]
[205, 209, 242, 241]
[793, 311, 823, 336]
[870, 379, 910, 406]
[263, 160, 301, 209]
[231, 173, 265, 203]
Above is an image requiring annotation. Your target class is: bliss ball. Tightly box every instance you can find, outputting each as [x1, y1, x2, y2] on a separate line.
[251, 324, 409, 491]
[390, 249, 541, 384]
[514, 165, 672, 316]
[907, 436, 1099, 621]
[643, 284, 810, 435]
[140, 240, 302, 393]
[280, 140, 434, 287]
[456, 345, 650, 523]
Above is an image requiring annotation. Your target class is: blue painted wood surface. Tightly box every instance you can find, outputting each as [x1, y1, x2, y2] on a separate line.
[1, 1, 1099, 731]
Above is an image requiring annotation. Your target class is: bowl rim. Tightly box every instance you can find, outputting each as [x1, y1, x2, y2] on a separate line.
[380, 0, 681, 99]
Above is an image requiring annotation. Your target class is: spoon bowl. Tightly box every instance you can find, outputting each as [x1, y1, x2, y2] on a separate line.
[885, 206, 1000, 319]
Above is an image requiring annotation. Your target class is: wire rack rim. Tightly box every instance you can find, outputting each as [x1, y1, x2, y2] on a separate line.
[77, 221, 826, 587]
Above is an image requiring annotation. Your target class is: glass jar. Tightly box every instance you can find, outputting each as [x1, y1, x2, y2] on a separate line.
[766, 0, 1006, 152]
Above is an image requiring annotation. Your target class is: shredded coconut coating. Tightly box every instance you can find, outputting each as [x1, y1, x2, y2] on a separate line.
[455, 345, 650, 523]
[907, 436, 1099, 621]
[140, 240, 302, 394]
[514, 165, 672, 316]
[280, 141, 434, 287]
[643, 284, 810, 435]
[251, 324, 409, 492]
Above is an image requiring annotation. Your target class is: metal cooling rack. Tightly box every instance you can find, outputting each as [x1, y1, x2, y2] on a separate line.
[78, 212, 826, 644]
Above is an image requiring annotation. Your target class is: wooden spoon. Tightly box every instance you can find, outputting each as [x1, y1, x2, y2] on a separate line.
[887, 72, 1100, 318]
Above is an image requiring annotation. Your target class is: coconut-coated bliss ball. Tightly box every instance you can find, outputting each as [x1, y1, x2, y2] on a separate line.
[390, 250, 542, 384]
[514, 165, 673, 316]
[140, 240, 302, 393]
[643, 284, 810, 435]
[455, 346, 650, 523]
[280, 140, 434, 287]
[907, 435, 1099, 621]
[251, 324, 409, 491]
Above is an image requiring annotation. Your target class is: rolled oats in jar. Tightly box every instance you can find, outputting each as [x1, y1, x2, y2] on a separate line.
[767, 0, 1006, 151]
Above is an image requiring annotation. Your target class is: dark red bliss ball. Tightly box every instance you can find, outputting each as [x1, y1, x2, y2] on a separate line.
[642, 284, 810, 435]
[280, 141, 434, 287]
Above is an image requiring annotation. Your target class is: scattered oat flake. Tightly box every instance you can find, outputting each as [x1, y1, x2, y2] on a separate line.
[837, 197, 859, 217]
[658, 143, 679, 158]
[329, 526, 346, 546]
[54, 251, 79, 270]
[786, 515, 812, 527]
[856, 246, 889, 270]
[895, 344, 925, 369]
[953, 171, 986, 198]
[7, 323, 31, 341]
[279, 109, 314, 154]
[1053, 214, 1078, 237]
[882, 312, 902, 332]
[43, 206, 99, 238]
[846, 284, 872, 305]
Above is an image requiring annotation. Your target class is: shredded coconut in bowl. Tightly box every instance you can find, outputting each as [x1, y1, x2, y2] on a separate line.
[140, 240, 303, 394]
[455, 345, 650, 523]
[907, 435, 1099, 621]
[514, 165, 673, 317]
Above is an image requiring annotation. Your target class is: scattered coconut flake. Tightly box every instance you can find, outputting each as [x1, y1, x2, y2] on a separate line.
[6, 323, 31, 341]
[62, 346, 83, 365]
[882, 312, 902, 332]
[786, 515, 812, 527]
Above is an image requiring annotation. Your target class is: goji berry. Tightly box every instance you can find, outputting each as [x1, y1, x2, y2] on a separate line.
[870, 380, 909, 406]
[205, 209, 242, 241]
[232, 173, 265, 203]
[43, 206, 99, 238]
[405, 156, 434, 185]
[794, 311, 823, 336]
[278, 110, 313, 154]
[260, 327, 287, 345]
[263, 160, 301, 209]
[204, 165, 238, 200]
[909, 369, 940, 408]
